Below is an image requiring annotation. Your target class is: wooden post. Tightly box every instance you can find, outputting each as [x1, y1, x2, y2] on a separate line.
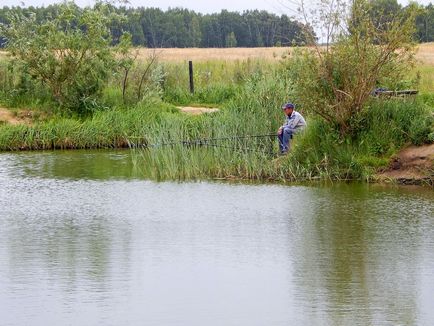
[189, 60, 194, 94]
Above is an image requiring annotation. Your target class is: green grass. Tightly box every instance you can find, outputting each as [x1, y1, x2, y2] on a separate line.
[131, 75, 433, 182]
[160, 60, 277, 106]
[0, 100, 178, 150]
[415, 64, 434, 94]
[0, 56, 432, 182]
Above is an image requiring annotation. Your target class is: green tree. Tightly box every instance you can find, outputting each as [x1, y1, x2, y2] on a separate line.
[415, 4, 434, 42]
[0, 1, 130, 114]
[0, 4, 319, 48]
[201, 14, 223, 47]
[290, 0, 417, 135]
[368, 0, 401, 30]
[225, 31, 237, 47]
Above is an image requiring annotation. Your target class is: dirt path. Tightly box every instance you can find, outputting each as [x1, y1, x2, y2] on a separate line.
[377, 143, 434, 185]
[0, 107, 21, 125]
[0, 107, 34, 125]
[177, 106, 219, 115]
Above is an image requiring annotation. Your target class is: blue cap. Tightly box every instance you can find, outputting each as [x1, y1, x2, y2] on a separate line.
[282, 102, 295, 110]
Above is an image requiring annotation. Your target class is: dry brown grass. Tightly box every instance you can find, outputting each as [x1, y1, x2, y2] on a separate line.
[1, 43, 432, 64]
[134, 43, 434, 65]
[415, 42, 434, 65]
[135, 47, 293, 62]
[0, 107, 35, 125]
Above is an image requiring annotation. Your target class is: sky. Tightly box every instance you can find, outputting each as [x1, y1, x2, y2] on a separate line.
[1, 0, 433, 13]
[3, 0, 288, 13]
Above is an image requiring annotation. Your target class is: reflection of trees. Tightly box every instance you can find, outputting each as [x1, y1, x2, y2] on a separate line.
[18, 150, 141, 180]
[293, 184, 422, 325]
[6, 212, 131, 294]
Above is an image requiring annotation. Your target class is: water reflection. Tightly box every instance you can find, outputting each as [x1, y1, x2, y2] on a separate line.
[293, 184, 433, 325]
[2, 150, 140, 180]
[0, 151, 433, 326]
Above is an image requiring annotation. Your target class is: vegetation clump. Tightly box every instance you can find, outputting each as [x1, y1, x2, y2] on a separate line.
[0, 1, 131, 114]
[0, 0, 432, 183]
[289, 0, 418, 135]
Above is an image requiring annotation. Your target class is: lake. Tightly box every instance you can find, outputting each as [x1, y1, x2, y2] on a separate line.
[0, 150, 433, 326]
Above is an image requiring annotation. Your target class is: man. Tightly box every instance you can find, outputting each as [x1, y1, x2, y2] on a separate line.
[277, 102, 306, 154]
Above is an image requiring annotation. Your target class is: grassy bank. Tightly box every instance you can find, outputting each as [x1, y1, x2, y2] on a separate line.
[0, 48, 433, 182]
[132, 84, 433, 181]
[1, 70, 431, 182]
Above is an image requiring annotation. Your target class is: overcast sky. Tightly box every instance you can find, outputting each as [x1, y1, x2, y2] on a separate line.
[3, 0, 287, 13]
[2, 0, 433, 14]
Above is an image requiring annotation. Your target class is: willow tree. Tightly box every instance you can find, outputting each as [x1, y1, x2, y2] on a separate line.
[288, 0, 418, 135]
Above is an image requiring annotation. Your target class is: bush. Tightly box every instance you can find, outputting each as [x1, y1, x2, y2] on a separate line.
[287, 0, 417, 136]
[0, 1, 130, 115]
[288, 97, 433, 179]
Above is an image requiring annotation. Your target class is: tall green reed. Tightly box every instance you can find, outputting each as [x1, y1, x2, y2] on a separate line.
[131, 68, 296, 181]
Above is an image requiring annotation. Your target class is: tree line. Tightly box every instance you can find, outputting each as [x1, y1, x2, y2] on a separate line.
[0, 4, 313, 48]
[0, 0, 434, 48]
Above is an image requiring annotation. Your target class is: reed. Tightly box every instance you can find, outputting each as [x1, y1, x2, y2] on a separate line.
[415, 64, 434, 94]
[0, 100, 175, 150]
[131, 74, 433, 181]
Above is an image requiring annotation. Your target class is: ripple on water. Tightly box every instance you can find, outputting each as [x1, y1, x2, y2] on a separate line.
[0, 151, 433, 326]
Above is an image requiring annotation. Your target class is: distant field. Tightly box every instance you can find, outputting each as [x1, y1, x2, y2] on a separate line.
[136, 47, 292, 62]
[414, 43, 434, 65]
[1, 43, 433, 64]
[1, 43, 433, 92]
[137, 43, 434, 65]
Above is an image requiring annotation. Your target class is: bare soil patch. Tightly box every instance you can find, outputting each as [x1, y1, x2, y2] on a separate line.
[0, 107, 34, 125]
[377, 143, 434, 185]
[177, 106, 219, 115]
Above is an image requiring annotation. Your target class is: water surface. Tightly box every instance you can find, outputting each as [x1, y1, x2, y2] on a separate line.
[0, 150, 433, 326]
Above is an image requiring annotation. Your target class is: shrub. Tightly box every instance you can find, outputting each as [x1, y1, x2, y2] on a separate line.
[0, 1, 130, 115]
[288, 0, 418, 136]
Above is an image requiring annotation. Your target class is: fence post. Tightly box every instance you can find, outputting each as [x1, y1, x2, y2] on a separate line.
[189, 60, 194, 94]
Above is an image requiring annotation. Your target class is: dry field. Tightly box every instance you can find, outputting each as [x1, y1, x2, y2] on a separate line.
[137, 43, 434, 65]
[136, 47, 292, 62]
[1, 43, 432, 64]
[414, 42, 434, 65]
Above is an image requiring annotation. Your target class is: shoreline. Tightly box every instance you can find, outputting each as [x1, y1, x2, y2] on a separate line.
[1, 144, 432, 187]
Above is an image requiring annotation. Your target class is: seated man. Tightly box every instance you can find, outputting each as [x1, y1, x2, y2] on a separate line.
[277, 102, 306, 154]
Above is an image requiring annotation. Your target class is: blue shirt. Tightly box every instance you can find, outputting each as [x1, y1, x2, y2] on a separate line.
[282, 110, 307, 132]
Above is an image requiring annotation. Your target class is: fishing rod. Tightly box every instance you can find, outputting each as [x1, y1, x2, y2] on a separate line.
[188, 142, 272, 154]
[137, 133, 278, 149]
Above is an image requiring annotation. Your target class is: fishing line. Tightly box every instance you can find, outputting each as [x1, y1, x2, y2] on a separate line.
[132, 134, 278, 150]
